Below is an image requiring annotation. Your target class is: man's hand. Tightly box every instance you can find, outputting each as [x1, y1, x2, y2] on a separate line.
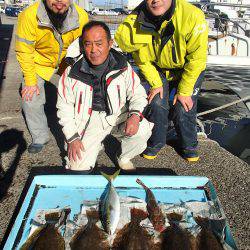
[173, 94, 193, 112]
[148, 86, 163, 104]
[68, 139, 84, 162]
[21, 85, 40, 101]
[125, 114, 140, 136]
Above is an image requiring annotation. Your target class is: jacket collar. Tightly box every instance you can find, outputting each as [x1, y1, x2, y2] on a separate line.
[69, 49, 128, 84]
[37, 1, 80, 34]
[135, 0, 176, 32]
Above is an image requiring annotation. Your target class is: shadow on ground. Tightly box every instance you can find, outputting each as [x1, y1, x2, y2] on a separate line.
[0, 128, 27, 201]
[44, 82, 65, 158]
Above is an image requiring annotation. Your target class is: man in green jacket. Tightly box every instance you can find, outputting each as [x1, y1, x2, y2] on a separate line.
[115, 0, 208, 162]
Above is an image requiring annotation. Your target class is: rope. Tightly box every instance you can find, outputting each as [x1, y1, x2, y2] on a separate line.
[196, 118, 207, 138]
[197, 95, 250, 117]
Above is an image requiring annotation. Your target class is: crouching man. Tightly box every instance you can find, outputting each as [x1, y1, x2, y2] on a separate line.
[57, 21, 153, 171]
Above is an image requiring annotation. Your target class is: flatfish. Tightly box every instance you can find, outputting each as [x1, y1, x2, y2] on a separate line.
[113, 208, 156, 250]
[20, 209, 70, 250]
[195, 217, 224, 250]
[70, 209, 109, 250]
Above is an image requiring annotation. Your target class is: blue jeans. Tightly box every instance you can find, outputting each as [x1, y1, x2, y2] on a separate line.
[144, 71, 205, 154]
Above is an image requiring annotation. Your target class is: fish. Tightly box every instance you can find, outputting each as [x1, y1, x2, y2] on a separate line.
[161, 223, 197, 250]
[195, 217, 224, 250]
[20, 208, 70, 250]
[136, 178, 166, 233]
[20, 225, 65, 250]
[161, 212, 199, 250]
[99, 170, 120, 235]
[70, 209, 109, 250]
[113, 208, 156, 250]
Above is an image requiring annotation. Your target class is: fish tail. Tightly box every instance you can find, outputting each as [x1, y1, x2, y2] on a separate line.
[86, 209, 99, 224]
[136, 178, 149, 191]
[101, 169, 120, 182]
[130, 208, 148, 222]
[57, 207, 71, 228]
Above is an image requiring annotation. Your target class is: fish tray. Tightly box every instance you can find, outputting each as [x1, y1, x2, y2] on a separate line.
[3, 175, 237, 249]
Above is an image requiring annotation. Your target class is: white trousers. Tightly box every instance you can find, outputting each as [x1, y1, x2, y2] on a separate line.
[67, 111, 153, 171]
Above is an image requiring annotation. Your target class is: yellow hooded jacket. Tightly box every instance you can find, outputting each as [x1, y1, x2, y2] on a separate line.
[15, 1, 88, 86]
[115, 0, 208, 96]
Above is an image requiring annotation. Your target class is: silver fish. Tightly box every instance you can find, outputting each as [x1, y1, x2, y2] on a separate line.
[99, 170, 120, 235]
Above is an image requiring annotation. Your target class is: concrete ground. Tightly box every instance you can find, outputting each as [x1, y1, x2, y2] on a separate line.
[0, 14, 249, 249]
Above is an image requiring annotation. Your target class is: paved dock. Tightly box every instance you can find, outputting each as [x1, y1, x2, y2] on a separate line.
[0, 14, 249, 249]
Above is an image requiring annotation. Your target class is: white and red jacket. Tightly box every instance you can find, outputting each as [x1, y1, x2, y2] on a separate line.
[57, 49, 148, 143]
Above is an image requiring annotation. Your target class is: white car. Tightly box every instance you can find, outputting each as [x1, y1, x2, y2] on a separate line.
[91, 8, 119, 16]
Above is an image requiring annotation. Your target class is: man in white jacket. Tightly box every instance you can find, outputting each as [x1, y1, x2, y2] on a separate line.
[57, 21, 153, 171]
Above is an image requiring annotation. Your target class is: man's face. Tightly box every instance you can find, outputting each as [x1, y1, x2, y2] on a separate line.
[45, 0, 70, 14]
[83, 26, 113, 66]
[146, 0, 172, 16]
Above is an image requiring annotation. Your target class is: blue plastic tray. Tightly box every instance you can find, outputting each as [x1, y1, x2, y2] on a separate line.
[4, 175, 237, 249]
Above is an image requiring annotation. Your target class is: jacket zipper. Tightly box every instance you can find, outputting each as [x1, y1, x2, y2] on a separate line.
[56, 35, 63, 69]
[171, 37, 177, 64]
[117, 85, 121, 107]
[106, 93, 113, 115]
[80, 87, 93, 139]
[78, 91, 82, 114]
[152, 36, 158, 59]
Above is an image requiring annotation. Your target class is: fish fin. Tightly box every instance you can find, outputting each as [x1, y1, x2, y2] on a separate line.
[136, 178, 149, 190]
[130, 208, 148, 222]
[101, 169, 120, 182]
[20, 226, 46, 250]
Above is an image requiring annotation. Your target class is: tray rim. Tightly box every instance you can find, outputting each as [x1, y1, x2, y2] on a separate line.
[3, 174, 237, 250]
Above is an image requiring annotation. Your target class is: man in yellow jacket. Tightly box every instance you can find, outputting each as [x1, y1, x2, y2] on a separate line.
[115, 0, 208, 162]
[16, 0, 88, 153]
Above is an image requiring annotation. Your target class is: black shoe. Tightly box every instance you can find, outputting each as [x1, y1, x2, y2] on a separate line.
[142, 147, 160, 160]
[182, 148, 199, 162]
[28, 143, 45, 154]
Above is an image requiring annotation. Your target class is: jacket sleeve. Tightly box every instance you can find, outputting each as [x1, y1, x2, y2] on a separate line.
[177, 10, 208, 96]
[57, 67, 80, 142]
[125, 64, 148, 118]
[15, 11, 37, 86]
[115, 22, 163, 89]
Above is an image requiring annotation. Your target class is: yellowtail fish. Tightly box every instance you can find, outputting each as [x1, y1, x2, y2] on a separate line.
[99, 170, 120, 235]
